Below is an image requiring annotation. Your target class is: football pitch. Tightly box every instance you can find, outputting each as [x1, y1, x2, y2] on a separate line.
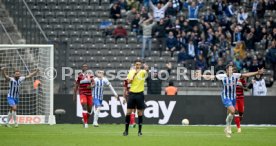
[1, 124, 276, 146]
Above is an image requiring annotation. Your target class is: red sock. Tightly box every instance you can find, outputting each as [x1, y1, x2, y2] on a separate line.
[234, 115, 240, 128]
[87, 113, 90, 120]
[130, 113, 135, 125]
[82, 111, 88, 124]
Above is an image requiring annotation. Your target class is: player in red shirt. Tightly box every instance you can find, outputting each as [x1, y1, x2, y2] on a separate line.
[73, 63, 94, 128]
[234, 77, 247, 133]
[123, 79, 136, 128]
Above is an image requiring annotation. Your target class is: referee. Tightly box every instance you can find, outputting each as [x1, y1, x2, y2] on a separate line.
[123, 59, 148, 136]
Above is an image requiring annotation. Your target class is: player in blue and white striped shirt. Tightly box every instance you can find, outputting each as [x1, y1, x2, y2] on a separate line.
[92, 70, 118, 127]
[197, 64, 264, 137]
[1, 67, 39, 127]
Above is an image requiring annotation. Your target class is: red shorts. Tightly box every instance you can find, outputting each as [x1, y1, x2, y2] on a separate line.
[235, 99, 244, 113]
[80, 94, 93, 107]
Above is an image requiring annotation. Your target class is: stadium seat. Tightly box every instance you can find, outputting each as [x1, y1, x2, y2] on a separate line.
[210, 81, 220, 87]
[106, 50, 114, 56]
[82, 50, 91, 57]
[34, 11, 43, 18]
[77, 12, 88, 19]
[62, 5, 72, 12]
[95, 6, 104, 12]
[152, 51, 159, 57]
[59, 31, 69, 38]
[129, 32, 136, 37]
[79, 0, 89, 5]
[56, 11, 66, 18]
[61, 37, 70, 42]
[128, 37, 137, 44]
[37, 0, 46, 5]
[187, 81, 197, 87]
[106, 38, 115, 44]
[81, 31, 91, 38]
[70, 31, 80, 38]
[100, 12, 110, 18]
[45, 11, 55, 18]
[38, 18, 47, 25]
[83, 18, 93, 25]
[60, 18, 70, 25]
[121, 44, 131, 50]
[92, 31, 102, 37]
[51, 5, 61, 12]
[110, 44, 122, 51]
[26, 0, 35, 5]
[87, 25, 97, 31]
[117, 38, 127, 44]
[41, 5, 50, 12]
[59, 0, 67, 5]
[94, 18, 103, 25]
[163, 51, 171, 57]
[198, 82, 208, 87]
[101, 0, 109, 5]
[117, 19, 126, 25]
[42, 24, 51, 31]
[169, 57, 177, 63]
[72, 38, 82, 44]
[69, 44, 77, 50]
[71, 18, 81, 25]
[30, 5, 39, 12]
[53, 24, 63, 31]
[76, 25, 86, 31]
[83, 37, 93, 44]
[46, 31, 57, 38]
[158, 57, 166, 63]
[67, 12, 77, 18]
[47, 0, 57, 6]
[90, 0, 99, 5]
[88, 12, 97, 18]
[68, 0, 78, 5]
[95, 38, 105, 44]
[266, 70, 274, 76]
[73, 5, 83, 11]
[49, 18, 59, 25]
[84, 5, 94, 12]
[100, 44, 110, 50]
[135, 44, 142, 50]
[116, 63, 124, 69]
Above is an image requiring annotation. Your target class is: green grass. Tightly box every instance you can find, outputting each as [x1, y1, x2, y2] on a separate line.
[1, 124, 276, 146]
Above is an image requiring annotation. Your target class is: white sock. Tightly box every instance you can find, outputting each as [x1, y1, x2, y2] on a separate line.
[226, 113, 233, 127]
[12, 111, 17, 124]
[89, 106, 94, 115]
[6, 111, 12, 124]
[93, 108, 100, 124]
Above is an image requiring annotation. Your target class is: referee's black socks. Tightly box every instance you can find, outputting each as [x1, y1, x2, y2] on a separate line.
[125, 115, 130, 132]
[138, 116, 143, 133]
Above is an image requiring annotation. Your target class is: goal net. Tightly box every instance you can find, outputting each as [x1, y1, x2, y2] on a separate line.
[0, 45, 55, 125]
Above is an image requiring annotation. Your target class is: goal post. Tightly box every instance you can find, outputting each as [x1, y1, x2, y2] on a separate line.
[0, 44, 55, 125]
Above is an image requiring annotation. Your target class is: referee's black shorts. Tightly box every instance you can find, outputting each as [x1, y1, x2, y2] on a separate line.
[127, 91, 145, 110]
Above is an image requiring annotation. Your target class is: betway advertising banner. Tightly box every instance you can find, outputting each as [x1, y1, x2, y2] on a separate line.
[55, 95, 276, 124]
[76, 95, 176, 124]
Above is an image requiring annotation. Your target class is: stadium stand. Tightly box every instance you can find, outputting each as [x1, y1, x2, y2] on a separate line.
[1, 0, 275, 95]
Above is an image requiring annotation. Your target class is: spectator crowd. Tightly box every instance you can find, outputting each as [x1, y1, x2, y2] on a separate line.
[108, 0, 276, 81]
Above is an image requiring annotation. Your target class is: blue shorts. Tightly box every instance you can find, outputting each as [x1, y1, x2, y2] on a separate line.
[221, 97, 236, 108]
[7, 97, 19, 106]
[93, 98, 103, 107]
